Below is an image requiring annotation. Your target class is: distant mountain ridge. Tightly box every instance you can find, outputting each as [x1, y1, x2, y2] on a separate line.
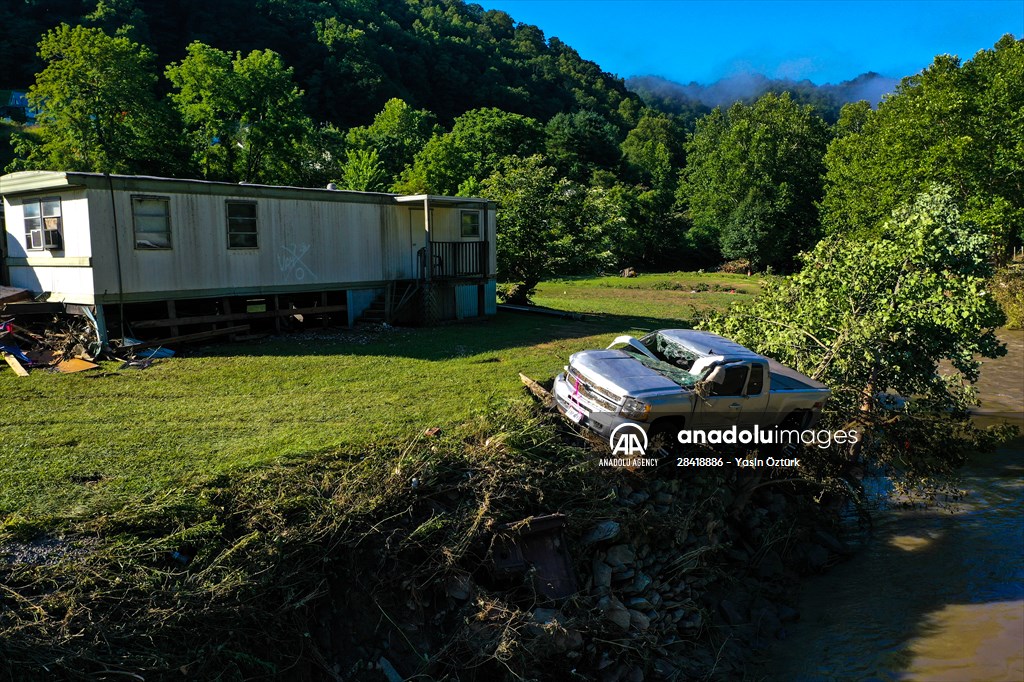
[627, 72, 901, 123]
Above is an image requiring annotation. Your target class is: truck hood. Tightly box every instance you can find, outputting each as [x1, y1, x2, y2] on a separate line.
[569, 349, 685, 399]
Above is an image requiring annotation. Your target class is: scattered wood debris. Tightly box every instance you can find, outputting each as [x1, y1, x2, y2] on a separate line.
[0, 305, 103, 375]
[519, 373, 556, 409]
[113, 324, 249, 351]
[2, 352, 29, 376]
[55, 358, 100, 374]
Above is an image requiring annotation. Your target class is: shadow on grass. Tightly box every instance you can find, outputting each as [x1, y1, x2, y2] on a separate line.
[191, 309, 696, 362]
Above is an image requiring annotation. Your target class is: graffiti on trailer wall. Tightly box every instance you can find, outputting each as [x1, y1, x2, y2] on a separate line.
[277, 243, 317, 281]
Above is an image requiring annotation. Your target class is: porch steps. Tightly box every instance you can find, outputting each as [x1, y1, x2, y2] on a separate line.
[357, 296, 388, 323]
[355, 281, 420, 325]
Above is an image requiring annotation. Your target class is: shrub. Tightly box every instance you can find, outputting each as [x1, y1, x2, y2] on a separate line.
[991, 266, 1024, 329]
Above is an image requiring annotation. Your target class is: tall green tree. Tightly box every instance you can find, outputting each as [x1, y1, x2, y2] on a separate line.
[396, 108, 542, 195]
[611, 111, 691, 269]
[483, 155, 620, 303]
[338, 148, 387, 192]
[544, 110, 621, 182]
[603, 183, 689, 271]
[704, 186, 1009, 490]
[166, 42, 312, 184]
[344, 98, 438, 183]
[10, 23, 177, 175]
[85, 0, 150, 44]
[678, 92, 830, 272]
[821, 35, 1024, 256]
[620, 111, 686, 191]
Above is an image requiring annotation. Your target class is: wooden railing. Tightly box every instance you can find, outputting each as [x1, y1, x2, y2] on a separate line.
[419, 241, 488, 279]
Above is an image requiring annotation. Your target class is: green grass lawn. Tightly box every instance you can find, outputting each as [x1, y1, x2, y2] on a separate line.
[533, 271, 760, 318]
[0, 272, 757, 521]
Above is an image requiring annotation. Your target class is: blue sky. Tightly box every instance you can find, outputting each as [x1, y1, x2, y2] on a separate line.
[478, 0, 1024, 84]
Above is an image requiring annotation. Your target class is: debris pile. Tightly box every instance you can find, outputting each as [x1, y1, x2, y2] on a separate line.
[0, 399, 856, 680]
[0, 312, 102, 375]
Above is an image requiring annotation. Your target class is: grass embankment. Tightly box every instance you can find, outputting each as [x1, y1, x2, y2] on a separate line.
[0, 271, 757, 522]
[1, 271, 769, 680]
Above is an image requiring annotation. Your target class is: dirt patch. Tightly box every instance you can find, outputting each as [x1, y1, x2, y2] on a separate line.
[0, 535, 95, 566]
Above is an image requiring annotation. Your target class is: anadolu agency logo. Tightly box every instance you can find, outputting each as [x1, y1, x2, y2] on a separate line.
[601, 424, 658, 467]
[610, 423, 647, 456]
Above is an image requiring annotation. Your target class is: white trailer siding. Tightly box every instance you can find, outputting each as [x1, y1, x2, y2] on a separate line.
[3, 188, 95, 301]
[88, 189, 396, 300]
[1, 173, 497, 325]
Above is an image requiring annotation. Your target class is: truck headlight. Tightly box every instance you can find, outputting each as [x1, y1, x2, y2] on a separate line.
[620, 397, 651, 421]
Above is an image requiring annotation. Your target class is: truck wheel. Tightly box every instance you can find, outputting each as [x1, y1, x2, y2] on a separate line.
[649, 418, 684, 455]
[778, 412, 807, 456]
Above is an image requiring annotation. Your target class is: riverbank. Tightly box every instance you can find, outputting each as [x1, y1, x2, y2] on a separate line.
[1, 294, 1017, 680]
[759, 329, 1024, 681]
[0, 397, 851, 680]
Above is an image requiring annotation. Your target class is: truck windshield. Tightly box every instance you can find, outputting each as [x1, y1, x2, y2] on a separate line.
[640, 332, 700, 370]
[621, 332, 704, 388]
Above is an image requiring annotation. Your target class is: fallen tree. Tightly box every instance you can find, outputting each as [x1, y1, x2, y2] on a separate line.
[701, 185, 1015, 495]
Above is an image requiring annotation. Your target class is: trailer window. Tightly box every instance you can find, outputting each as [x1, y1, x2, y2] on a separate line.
[227, 201, 258, 249]
[23, 197, 63, 250]
[460, 210, 481, 238]
[132, 196, 171, 249]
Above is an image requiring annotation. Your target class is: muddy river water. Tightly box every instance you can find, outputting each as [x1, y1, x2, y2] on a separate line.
[762, 330, 1024, 681]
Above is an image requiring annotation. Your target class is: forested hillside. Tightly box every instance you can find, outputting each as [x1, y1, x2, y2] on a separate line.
[0, 0, 636, 127]
[1, 1, 1021, 293]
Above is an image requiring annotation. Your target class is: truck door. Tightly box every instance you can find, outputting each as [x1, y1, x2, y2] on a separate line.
[693, 364, 749, 428]
[737, 362, 771, 426]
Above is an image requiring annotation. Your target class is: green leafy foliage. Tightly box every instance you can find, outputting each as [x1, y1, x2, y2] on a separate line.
[84, 0, 150, 44]
[344, 98, 438, 183]
[483, 155, 620, 302]
[620, 111, 687, 191]
[991, 266, 1024, 329]
[678, 92, 830, 272]
[703, 186, 1010, 487]
[1, 1, 640, 129]
[821, 35, 1024, 256]
[166, 42, 312, 184]
[9, 23, 179, 175]
[544, 110, 622, 182]
[339, 148, 387, 192]
[396, 108, 543, 195]
[603, 183, 689, 271]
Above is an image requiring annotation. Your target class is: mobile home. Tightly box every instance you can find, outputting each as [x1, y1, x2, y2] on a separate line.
[0, 171, 497, 342]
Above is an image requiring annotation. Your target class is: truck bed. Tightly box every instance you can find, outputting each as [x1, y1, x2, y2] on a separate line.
[767, 359, 828, 392]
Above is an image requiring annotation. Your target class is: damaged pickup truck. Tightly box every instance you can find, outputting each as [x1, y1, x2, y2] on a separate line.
[552, 329, 830, 442]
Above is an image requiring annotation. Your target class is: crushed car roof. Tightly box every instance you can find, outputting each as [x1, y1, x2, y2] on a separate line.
[653, 330, 765, 363]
